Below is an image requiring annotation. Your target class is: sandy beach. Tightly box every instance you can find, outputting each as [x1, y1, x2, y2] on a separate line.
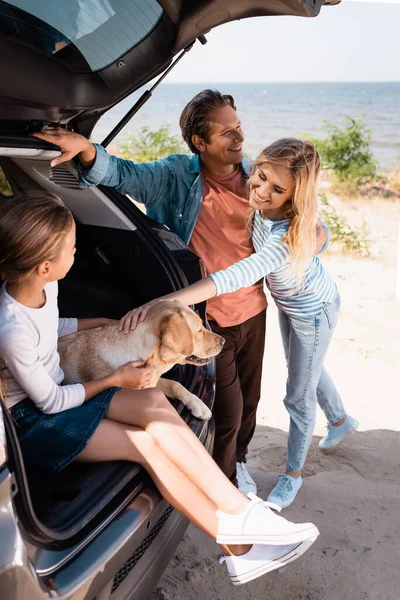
[150, 194, 400, 600]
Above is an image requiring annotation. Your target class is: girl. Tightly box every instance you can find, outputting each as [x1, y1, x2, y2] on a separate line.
[0, 191, 319, 586]
[121, 138, 359, 510]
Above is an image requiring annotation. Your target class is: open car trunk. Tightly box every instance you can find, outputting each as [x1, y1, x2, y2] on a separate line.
[0, 0, 335, 137]
[0, 156, 214, 554]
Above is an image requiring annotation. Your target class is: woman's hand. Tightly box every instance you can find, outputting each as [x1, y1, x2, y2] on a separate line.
[119, 300, 160, 334]
[111, 360, 155, 389]
[31, 128, 96, 168]
[119, 279, 217, 334]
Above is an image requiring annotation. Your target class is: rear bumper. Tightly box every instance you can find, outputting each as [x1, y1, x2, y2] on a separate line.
[107, 506, 188, 600]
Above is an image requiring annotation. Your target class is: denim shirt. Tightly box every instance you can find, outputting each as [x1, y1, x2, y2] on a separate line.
[78, 144, 253, 244]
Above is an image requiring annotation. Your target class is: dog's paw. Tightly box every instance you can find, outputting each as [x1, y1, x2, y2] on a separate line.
[188, 394, 212, 420]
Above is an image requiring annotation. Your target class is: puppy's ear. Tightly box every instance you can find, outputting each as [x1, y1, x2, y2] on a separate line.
[159, 311, 193, 362]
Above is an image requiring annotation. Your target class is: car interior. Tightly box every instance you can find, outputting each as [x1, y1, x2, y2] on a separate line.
[0, 154, 211, 551]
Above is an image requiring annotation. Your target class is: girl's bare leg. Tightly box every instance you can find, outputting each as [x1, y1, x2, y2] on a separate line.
[105, 389, 249, 514]
[77, 418, 250, 556]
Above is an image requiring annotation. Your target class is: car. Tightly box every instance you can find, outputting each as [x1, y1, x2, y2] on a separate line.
[0, 1, 339, 599]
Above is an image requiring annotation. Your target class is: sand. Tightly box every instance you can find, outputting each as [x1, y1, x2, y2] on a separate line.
[149, 195, 400, 600]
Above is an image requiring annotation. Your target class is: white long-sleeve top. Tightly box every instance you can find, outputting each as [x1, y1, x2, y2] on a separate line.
[0, 281, 85, 413]
[210, 213, 337, 319]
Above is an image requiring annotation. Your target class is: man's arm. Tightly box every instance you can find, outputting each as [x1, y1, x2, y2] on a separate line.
[316, 219, 330, 254]
[32, 129, 174, 206]
[32, 129, 96, 168]
[119, 235, 289, 333]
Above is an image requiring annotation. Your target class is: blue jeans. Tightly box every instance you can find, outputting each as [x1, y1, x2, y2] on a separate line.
[279, 293, 346, 472]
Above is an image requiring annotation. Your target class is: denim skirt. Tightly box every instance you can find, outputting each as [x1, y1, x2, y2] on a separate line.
[10, 387, 121, 472]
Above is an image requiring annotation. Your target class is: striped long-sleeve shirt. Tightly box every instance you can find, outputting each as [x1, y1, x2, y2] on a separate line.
[209, 212, 337, 319]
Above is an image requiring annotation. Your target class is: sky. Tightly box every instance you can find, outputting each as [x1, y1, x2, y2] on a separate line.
[167, 1, 400, 83]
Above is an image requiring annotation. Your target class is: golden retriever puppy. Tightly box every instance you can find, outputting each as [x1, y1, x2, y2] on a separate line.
[58, 301, 224, 420]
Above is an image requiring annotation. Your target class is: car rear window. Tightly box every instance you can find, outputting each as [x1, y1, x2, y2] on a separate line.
[0, 0, 163, 72]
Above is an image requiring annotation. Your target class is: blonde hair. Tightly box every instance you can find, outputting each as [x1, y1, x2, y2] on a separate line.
[0, 192, 74, 282]
[249, 138, 320, 282]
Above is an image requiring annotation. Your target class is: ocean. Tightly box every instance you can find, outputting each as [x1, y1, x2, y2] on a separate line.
[92, 82, 400, 171]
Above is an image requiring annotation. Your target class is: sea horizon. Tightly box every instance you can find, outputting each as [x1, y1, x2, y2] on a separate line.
[92, 81, 400, 171]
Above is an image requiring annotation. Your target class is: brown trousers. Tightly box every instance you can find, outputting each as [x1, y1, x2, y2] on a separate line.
[209, 309, 266, 484]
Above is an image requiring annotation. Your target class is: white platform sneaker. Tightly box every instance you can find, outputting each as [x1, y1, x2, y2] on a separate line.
[220, 536, 318, 585]
[216, 492, 319, 546]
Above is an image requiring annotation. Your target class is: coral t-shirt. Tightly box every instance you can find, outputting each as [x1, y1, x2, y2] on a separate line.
[188, 166, 267, 327]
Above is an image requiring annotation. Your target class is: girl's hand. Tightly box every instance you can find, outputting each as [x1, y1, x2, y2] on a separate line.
[119, 300, 160, 334]
[111, 360, 155, 389]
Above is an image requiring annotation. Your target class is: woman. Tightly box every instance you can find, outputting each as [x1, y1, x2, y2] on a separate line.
[120, 138, 359, 509]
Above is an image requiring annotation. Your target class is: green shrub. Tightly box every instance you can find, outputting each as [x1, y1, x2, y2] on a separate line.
[311, 117, 377, 191]
[319, 193, 371, 257]
[119, 125, 186, 162]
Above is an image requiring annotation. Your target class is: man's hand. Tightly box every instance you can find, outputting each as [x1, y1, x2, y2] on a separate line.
[31, 128, 96, 168]
[119, 300, 160, 334]
[111, 360, 155, 389]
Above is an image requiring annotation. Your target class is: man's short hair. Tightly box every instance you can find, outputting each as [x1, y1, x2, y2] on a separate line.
[179, 89, 236, 154]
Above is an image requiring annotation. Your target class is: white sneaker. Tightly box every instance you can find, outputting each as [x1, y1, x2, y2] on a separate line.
[216, 492, 319, 546]
[220, 536, 318, 585]
[236, 462, 257, 495]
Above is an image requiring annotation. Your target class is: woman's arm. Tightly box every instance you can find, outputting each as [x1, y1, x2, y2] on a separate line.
[119, 277, 217, 333]
[120, 232, 289, 333]
[32, 129, 175, 205]
[160, 277, 217, 306]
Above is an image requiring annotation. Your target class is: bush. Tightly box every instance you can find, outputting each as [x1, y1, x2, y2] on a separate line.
[319, 193, 371, 257]
[119, 125, 186, 162]
[387, 168, 400, 198]
[311, 117, 377, 191]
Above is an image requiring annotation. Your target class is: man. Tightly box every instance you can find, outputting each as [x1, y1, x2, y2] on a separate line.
[34, 89, 327, 493]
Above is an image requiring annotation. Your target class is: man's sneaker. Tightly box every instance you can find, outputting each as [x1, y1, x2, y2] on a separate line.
[236, 462, 257, 495]
[216, 492, 319, 546]
[318, 415, 359, 450]
[267, 474, 303, 509]
[219, 536, 318, 585]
